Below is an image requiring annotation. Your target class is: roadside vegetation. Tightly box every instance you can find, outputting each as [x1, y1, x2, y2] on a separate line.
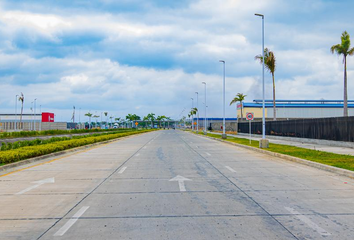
[196, 132, 354, 172]
[0, 128, 131, 139]
[0, 129, 156, 165]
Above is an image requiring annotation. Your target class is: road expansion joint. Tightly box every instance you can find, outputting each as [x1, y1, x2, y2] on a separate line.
[36, 132, 160, 239]
[179, 132, 300, 240]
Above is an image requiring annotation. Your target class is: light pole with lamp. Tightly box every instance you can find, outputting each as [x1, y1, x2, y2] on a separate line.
[15, 95, 18, 131]
[39, 105, 42, 131]
[195, 92, 199, 133]
[191, 98, 194, 131]
[219, 60, 226, 139]
[202, 82, 207, 134]
[255, 13, 269, 148]
[34, 99, 37, 131]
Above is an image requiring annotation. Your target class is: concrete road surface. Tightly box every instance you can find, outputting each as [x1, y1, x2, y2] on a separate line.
[1, 130, 354, 239]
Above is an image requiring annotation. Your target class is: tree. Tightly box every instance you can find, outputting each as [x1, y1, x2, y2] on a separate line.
[85, 112, 93, 129]
[156, 115, 167, 128]
[255, 48, 277, 120]
[146, 113, 155, 128]
[18, 93, 24, 129]
[331, 31, 354, 117]
[230, 93, 247, 120]
[93, 115, 99, 128]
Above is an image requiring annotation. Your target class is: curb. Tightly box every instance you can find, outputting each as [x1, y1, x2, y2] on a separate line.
[195, 133, 354, 179]
[0, 131, 150, 173]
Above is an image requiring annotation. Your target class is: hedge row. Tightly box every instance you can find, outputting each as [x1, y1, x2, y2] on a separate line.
[0, 129, 155, 164]
[0, 128, 132, 139]
[0, 130, 138, 151]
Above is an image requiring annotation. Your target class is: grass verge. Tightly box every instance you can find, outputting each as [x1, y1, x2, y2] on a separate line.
[196, 131, 354, 172]
[0, 128, 133, 139]
[0, 129, 156, 166]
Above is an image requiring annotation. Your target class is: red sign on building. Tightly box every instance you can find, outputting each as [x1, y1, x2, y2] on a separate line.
[42, 112, 54, 122]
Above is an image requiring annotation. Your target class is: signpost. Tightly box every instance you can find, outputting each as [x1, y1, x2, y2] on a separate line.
[135, 122, 138, 128]
[246, 112, 254, 144]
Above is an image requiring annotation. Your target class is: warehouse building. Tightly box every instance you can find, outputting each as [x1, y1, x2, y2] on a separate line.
[236, 100, 354, 120]
[0, 112, 66, 131]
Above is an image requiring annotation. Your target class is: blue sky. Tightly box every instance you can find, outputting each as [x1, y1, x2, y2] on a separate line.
[0, 0, 353, 121]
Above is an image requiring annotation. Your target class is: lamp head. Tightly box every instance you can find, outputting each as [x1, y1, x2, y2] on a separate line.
[255, 13, 264, 18]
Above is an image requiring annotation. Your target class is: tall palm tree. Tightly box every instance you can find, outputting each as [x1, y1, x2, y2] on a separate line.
[146, 113, 155, 128]
[255, 48, 277, 120]
[230, 93, 247, 120]
[18, 93, 24, 129]
[85, 112, 92, 129]
[331, 31, 354, 117]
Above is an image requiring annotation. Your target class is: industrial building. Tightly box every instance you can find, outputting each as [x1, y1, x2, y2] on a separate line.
[236, 100, 354, 120]
[0, 112, 64, 131]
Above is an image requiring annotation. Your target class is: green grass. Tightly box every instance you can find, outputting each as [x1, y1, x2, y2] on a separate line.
[196, 132, 354, 172]
[0, 129, 157, 166]
[0, 128, 132, 139]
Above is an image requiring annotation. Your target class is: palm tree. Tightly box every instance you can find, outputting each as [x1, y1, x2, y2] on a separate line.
[18, 93, 24, 129]
[331, 31, 354, 117]
[146, 113, 155, 128]
[85, 112, 93, 129]
[93, 115, 99, 128]
[230, 93, 247, 120]
[189, 108, 198, 130]
[255, 48, 277, 120]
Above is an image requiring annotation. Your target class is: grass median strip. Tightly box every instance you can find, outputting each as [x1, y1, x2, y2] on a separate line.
[0, 129, 156, 165]
[196, 132, 354, 172]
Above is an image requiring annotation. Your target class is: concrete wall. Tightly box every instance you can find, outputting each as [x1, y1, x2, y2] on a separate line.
[210, 122, 238, 132]
[0, 122, 67, 131]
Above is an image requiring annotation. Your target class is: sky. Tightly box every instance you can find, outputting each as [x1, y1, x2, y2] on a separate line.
[0, 0, 353, 121]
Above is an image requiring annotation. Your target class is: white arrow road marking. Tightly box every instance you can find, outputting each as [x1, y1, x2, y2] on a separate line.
[225, 166, 237, 173]
[54, 206, 90, 236]
[206, 152, 211, 156]
[16, 178, 55, 195]
[169, 175, 192, 192]
[285, 207, 331, 236]
[118, 167, 127, 174]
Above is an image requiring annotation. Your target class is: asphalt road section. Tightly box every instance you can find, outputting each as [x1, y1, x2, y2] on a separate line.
[0, 130, 354, 239]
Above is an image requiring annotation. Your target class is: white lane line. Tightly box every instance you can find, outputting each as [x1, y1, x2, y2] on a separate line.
[135, 153, 140, 157]
[285, 207, 331, 236]
[206, 152, 211, 156]
[53, 206, 90, 236]
[118, 167, 127, 174]
[16, 178, 55, 195]
[143, 146, 147, 149]
[225, 166, 237, 173]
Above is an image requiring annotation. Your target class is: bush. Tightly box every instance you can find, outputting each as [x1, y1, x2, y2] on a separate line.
[0, 129, 155, 164]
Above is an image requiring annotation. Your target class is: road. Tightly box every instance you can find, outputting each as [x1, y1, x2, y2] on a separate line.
[0, 130, 354, 239]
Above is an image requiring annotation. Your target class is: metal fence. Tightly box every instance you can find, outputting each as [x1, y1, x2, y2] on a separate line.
[237, 116, 354, 142]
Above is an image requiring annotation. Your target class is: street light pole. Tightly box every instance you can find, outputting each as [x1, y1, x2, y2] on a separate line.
[15, 95, 18, 131]
[195, 92, 199, 133]
[219, 60, 226, 139]
[191, 98, 194, 131]
[34, 99, 37, 131]
[39, 105, 42, 131]
[255, 13, 269, 148]
[202, 82, 207, 134]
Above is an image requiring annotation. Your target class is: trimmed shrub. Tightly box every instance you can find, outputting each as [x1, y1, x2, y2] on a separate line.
[0, 129, 155, 164]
